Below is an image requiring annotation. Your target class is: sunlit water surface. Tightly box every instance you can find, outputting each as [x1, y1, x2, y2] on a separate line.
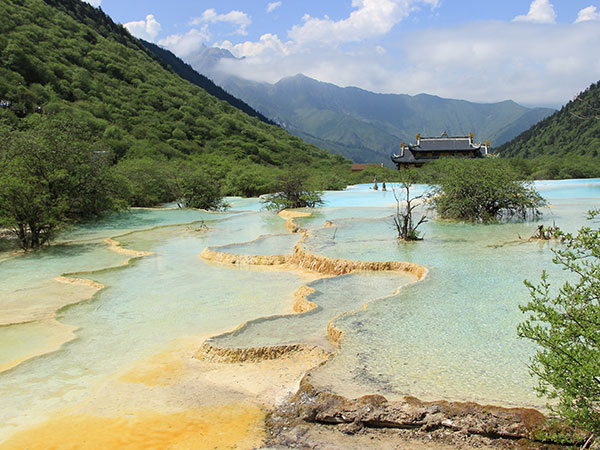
[0, 179, 598, 439]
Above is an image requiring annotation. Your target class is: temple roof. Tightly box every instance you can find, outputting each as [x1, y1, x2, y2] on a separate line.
[391, 134, 488, 166]
[410, 136, 481, 152]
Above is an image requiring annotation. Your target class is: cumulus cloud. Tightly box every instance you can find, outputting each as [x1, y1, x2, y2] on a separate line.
[215, 0, 438, 59]
[289, 0, 439, 45]
[575, 6, 600, 23]
[393, 21, 600, 104]
[267, 2, 282, 13]
[190, 9, 251, 35]
[220, 33, 291, 58]
[83, 0, 101, 6]
[124, 14, 162, 42]
[158, 27, 211, 57]
[513, 0, 556, 24]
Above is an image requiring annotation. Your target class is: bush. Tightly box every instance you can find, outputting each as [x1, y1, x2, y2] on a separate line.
[430, 159, 546, 222]
[518, 210, 600, 435]
[261, 170, 324, 211]
[114, 158, 177, 206]
[178, 169, 228, 210]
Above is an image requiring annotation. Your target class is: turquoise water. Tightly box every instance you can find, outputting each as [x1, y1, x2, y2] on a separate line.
[213, 233, 302, 256]
[211, 272, 415, 351]
[303, 188, 599, 407]
[0, 178, 598, 439]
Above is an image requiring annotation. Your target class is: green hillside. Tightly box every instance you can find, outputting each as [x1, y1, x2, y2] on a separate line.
[0, 0, 349, 200]
[497, 81, 600, 159]
[216, 73, 555, 165]
[140, 40, 274, 126]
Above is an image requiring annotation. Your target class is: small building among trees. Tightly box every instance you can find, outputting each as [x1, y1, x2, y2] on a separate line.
[391, 132, 490, 168]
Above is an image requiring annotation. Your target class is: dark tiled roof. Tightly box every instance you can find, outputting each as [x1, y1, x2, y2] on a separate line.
[391, 135, 488, 166]
[391, 148, 418, 164]
[411, 137, 479, 152]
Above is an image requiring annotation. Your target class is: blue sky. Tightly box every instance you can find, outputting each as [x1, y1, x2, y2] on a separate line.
[87, 0, 600, 107]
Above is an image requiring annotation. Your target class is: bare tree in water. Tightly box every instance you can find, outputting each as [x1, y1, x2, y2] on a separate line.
[392, 170, 429, 241]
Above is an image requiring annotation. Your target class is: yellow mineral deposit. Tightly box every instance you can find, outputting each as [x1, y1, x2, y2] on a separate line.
[292, 285, 317, 313]
[0, 277, 101, 326]
[201, 226, 427, 279]
[103, 238, 155, 258]
[1, 404, 265, 450]
[119, 347, 186, 387]
[277, 209, 311, 233]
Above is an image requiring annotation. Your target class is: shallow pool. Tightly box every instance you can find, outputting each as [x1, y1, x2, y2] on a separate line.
[0, 178, 598, 440]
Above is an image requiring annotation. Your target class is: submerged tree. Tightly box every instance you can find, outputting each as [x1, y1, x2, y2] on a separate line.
[178, 168, 229, 211]
[518, 210, 600, 437]
[261, 169, 324, 211]
[392, 169, 429, 241]
[431, 159, 546, 222]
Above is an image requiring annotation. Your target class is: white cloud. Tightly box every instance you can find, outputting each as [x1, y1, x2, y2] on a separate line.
[220, 33, 291, 58]
[395, 21, 600, 104]
[83, 0, 101, 6]
[575, 6, 600, 23]
[190, 9, 251, 35]
[214, 0, 439, 59]
[289, 0, 439, 45]
[513, 0, 557, 24]
[158, 27, 211, 56]
[267, 2, 282, 14]
[124, 14, 162, 42]
[214, 20, 600, 106]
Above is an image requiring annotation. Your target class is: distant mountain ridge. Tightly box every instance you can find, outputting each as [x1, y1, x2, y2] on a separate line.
[497, 81, 600, 159]
[218, 74, 555, 164]
[190, 51, 555, 164]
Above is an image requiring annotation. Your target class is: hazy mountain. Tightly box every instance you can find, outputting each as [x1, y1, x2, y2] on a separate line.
[188, 51, 554, 164]
[219, 74, 555, 164]
[185, 44, 238, 77]
[497, 81, 600, 159]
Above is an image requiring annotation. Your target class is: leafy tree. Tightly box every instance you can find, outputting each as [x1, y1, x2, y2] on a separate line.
[430, 159, 546, 222]
[518, 210, 600, 437]
[0, 117, 125, 249]
[178, 169, 228, 211]
[261, 170, 324, 211]
[222, 165, 277, 197]
[113, 158, 177, 206]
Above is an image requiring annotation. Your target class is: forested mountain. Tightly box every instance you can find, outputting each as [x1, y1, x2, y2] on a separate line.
[497, 81, 600, 159]
[140, 40, 273, 125]
[0, 0, 348, 198]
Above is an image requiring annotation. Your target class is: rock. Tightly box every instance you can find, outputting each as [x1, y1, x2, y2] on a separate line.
[292, 380, 554, 443]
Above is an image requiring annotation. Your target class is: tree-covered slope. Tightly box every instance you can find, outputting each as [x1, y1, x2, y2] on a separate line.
[497, 81, 600, 159]
[0, 0, 347, 184]
[140, 40, 274, 126]
[215, 73, 555, 164]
